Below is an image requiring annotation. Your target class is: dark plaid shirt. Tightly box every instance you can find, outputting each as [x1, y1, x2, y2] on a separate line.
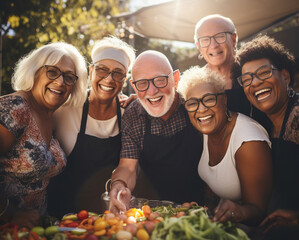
[120, 94, 188, 160]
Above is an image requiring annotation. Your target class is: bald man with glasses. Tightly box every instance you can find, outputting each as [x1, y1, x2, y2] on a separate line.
[109, 50, 205, 214]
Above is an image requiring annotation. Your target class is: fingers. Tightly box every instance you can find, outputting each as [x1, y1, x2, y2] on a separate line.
[121, 94, 137, 108]
[261, 217, 286, 234]
[213, 199, 237, 223]
[260, 209, 299, 233]
[109, 186, 131, 214]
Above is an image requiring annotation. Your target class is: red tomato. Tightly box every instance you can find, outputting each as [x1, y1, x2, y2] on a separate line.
[67, 222, 79, 228]
[77, 210, 89, 220]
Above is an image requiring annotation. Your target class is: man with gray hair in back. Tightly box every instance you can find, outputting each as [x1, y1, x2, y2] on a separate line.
[194, 14, 270, 130]
[194, 14, 238, 89]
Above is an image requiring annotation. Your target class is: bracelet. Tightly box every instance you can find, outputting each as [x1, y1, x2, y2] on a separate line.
[110, 179, 128, 189]
[0, 199, 9, 217]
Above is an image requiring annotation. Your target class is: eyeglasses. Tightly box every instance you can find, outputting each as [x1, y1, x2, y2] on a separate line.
[42, 65, 78, 86]
[132, 72, 173, 92]
[197, 32, 233, 48]
[184, 93, 225, 112]
[237, 65, 278, 87]
[94, 66, 126, 82]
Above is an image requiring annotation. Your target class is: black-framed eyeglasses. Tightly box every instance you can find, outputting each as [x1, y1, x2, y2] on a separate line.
[197, 32, 233, 48]
[132, 72, 173, 92]
[41, 65, 78, 86]
[237, 65, 278, 87]
[94, 65, 126, 82]
[184, 92, 225, 112]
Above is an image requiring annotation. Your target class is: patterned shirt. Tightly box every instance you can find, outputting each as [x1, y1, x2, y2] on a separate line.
[283, 95, 299, 144]
[0, 95, 67, 214]
[120, 95, 188, 160]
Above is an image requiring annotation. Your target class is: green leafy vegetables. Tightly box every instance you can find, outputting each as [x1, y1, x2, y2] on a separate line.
[150, 206, 249, 240]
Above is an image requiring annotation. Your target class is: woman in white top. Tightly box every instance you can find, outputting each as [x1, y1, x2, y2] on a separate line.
[178, 66, 272, 225]
[47, 36, 135, 217]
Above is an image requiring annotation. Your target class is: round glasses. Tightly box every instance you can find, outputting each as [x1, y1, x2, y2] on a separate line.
[42, 65, 78, 86]
[132, 72, 173, 92]
[184, 93, 225, 112]
[237, 65, 278, 87]
[197, 32, 233, 48]
[94, 66, 126, 82]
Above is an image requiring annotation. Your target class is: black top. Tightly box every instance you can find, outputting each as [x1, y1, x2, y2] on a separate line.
[48, 97, 122, 217]
[137, 105, 205, 204]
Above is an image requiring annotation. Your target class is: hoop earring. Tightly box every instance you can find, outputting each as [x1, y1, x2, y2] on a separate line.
[287, 85, 295, 98]
[226, 109, 232, 122]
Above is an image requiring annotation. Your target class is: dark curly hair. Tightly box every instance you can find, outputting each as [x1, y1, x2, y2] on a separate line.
[231, 35, 295, 86]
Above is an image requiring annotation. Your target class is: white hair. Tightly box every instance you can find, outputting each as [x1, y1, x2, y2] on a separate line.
[12, 42, 88, 107]
[194, 14, 238, 44]
[178, 66, 226, 99]
[91, 36, 135, 70]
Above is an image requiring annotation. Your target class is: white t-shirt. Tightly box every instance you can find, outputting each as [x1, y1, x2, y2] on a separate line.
[198, 113, 271, 201]
[53, 105, 124, 156]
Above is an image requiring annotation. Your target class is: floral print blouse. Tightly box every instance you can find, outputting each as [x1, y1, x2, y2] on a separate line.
[0, 95, 67, 214]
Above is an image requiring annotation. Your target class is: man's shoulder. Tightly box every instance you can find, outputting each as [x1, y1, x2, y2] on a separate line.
[123, 99, 146, 124]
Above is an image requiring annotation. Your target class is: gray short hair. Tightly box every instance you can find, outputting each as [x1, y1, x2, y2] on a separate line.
[178, 66, 226, 99]
[194, 14, 238, 44]
[12, 42, 88, 107]
[91, 36, 135, 70]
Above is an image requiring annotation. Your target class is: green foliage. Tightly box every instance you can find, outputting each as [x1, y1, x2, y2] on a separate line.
[0, 0, 124, 95]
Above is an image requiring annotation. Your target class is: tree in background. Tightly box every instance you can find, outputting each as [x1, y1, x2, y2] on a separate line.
[0, 0, 125, 95]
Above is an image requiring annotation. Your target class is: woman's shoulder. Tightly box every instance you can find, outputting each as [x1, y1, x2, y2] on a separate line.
[232, 113, 270, 146]
[236, 112, 267, 129]
[0, 93, 31, 137]
[284, 95, 299, 144]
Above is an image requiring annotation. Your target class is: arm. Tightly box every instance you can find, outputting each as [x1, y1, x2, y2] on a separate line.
[0, 124, 16, 155]
[213, 141, 272, 225]
[109, 158, 138, 214]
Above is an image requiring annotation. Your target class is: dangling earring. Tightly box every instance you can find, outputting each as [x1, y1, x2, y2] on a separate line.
[287, 85, 295, 98]
[226, 109, 232, 122]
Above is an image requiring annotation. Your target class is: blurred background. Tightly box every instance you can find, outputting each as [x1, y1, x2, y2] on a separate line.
[1, 0, 298, 96]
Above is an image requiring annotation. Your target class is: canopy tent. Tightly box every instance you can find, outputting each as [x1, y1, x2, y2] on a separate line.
[115, 0, 299, 43]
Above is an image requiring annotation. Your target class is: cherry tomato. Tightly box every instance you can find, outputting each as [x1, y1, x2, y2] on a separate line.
[142, 205, 152, 218]
[77, 210, 89, 220]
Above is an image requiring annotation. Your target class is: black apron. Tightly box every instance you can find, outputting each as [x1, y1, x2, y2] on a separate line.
[136, 105, 205, 204]
[48, 97, 121, 217]
[271, 96, 299, 211]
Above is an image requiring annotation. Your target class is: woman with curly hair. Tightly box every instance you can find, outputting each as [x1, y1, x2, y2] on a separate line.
[233, 35, 299, 238]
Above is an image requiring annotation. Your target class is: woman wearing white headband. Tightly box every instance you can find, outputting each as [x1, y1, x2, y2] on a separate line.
[48, 36, 135, 217]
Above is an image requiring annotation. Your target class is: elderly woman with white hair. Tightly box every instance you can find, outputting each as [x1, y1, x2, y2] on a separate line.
[0, 42, 88, 227]
[48, 36, 135, 217]
[178, 66, 272, 225]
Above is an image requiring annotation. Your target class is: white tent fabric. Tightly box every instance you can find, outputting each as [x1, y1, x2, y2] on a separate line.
[115, 0, 299, 42]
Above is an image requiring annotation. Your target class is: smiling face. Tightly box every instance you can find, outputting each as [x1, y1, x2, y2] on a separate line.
[196, 17, 236, 69]
[242, 58, 290, 115]
[186, 83, 227, 135]
[90, 59, 126, 103]
[131, 54, 179, 118]
[31, 56, 75, 111]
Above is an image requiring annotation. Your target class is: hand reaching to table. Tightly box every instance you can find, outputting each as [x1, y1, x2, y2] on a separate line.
[212, 199, 243, 223]
[260, 209, 299, 233]
[109, 182, 131, 215]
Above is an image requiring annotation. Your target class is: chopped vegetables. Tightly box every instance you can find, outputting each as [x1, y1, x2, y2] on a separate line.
[0, 204, 250, 239]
